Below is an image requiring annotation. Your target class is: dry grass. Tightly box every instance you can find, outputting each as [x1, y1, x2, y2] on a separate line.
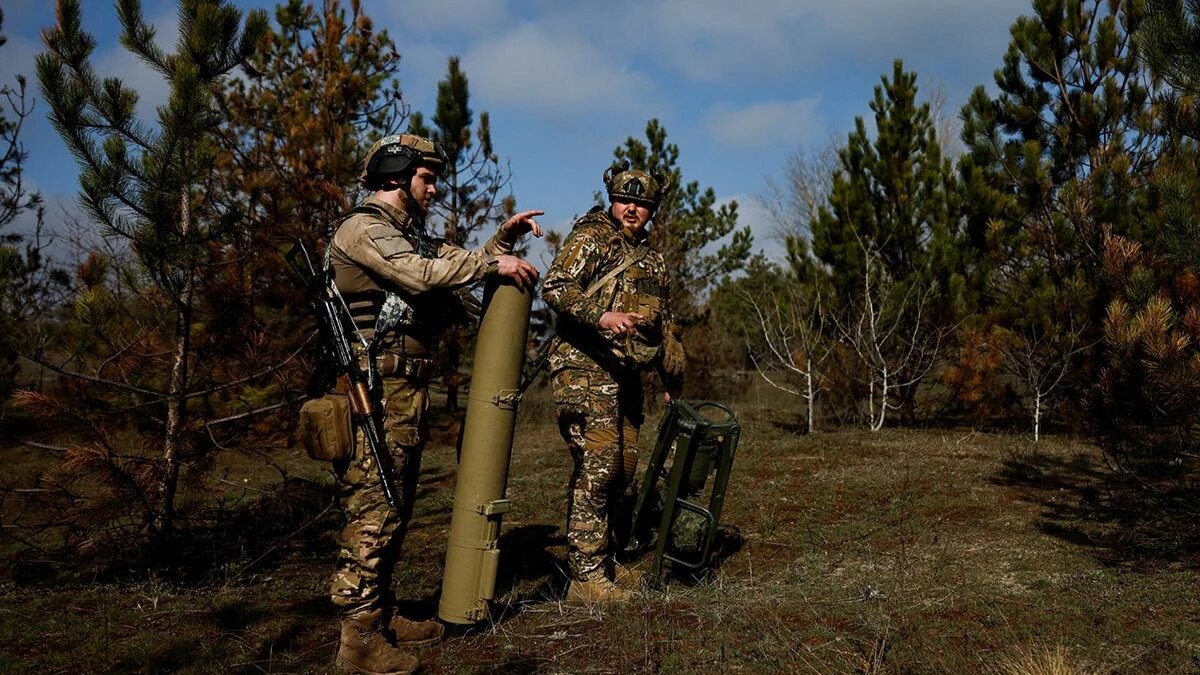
[993, 644, 1097, 675]
[2, 381, 1199, 672]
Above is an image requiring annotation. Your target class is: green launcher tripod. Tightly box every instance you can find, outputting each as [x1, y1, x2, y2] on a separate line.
[626, 399, 740, 578]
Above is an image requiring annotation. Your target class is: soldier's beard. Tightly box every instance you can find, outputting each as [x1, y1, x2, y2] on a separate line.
[401, 188, 429, 223]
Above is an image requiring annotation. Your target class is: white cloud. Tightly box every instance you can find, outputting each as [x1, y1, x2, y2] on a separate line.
[704, 97, 823, 148]
[620, 0, 1026, 83]
[645, 0, 823, 80]
[364, 0, 511, 37]
[460, 23, 657, 113]
[373, 0, 1028, 115]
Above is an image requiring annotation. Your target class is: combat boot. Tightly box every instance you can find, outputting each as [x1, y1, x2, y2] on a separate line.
[336, 612, 420, 675]
[387, 614, 444, 648]
[566, 571, 633, 605]
[611, 559, 648, 591]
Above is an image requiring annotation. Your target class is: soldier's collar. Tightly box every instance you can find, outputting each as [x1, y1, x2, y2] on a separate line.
[365, 195, 423, 233]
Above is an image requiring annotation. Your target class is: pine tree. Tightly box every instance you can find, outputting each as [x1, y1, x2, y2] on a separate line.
[34, 0, 266, 556]
[811, 60, 965, 309]
[1091, 0, 1200, 506]
[1138, 0, 1200, 122]
[1135, 0, 1200, 267]
[408, 56, 513, 248]
[959, 0, 1157, 433]
[211, 0, 408, 420]
[807, 59, 965, 425]
[217, 0, 405, 247]
[1096, 233, 1200, 512]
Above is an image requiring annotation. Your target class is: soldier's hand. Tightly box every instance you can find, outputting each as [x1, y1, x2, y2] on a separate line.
[500, 210, 545, 241]
[495, 254, 540, 289]
[599, 311, 644, 336]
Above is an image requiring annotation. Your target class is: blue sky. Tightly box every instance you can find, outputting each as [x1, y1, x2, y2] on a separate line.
[3, 0, 1030, 266]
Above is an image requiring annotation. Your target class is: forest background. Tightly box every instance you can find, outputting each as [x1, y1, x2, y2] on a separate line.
[2, 0, 1200, 672]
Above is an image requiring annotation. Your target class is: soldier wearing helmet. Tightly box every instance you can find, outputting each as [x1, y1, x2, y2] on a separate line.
[327, 133, 542, 674]
[542, 162, 687, 604]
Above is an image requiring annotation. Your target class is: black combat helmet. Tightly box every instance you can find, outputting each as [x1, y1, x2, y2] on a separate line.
[359, 134, 448, 189]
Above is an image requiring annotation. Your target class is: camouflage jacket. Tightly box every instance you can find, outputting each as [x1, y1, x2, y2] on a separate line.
[328, 195, 511, 357]
[543, 206, 676, 380]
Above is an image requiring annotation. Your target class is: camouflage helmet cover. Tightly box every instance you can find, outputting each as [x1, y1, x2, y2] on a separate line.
[359, 133, 448, 186]
[604, 162, 670, 208]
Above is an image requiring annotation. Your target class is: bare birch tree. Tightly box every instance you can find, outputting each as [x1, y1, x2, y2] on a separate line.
[835, 244, 942, 431]
[761, 139, 839, 246]
[995, 323, 1091, 442]
[744, 280, 831, 433]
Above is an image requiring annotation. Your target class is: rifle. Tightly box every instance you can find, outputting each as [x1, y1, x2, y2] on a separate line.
[287, 240, 400, 511]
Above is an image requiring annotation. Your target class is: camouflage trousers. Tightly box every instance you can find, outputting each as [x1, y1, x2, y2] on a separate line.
[330, 378, 428, 622]
[552, 367, 644, 580]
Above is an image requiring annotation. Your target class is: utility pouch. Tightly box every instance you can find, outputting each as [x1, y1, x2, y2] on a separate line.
[299, 394, 353, 462]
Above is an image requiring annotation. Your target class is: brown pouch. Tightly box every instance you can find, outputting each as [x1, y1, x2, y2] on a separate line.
[299, 394, 353, 461]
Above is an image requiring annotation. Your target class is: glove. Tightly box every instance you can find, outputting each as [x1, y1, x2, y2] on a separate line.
[661, 321, 686, 379]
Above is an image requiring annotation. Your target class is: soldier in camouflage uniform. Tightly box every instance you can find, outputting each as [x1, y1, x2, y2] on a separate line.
[327, 133, 542, 674]
[543, 164, 687, 604]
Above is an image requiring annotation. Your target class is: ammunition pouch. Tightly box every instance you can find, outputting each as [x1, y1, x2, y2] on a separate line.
[299, 394, 353, 462]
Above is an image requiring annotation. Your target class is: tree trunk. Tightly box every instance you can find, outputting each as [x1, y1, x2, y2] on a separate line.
[805, 356, 815, 434]
[872, 368, 889, 431]
[868, 377, 876, 430]
[156, 192, 195, 555]
[1033, 389, 1041, 443]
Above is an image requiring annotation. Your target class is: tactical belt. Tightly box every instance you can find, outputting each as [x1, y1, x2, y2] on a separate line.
[381, 353, 435, 382]
[356, 350, 435, 383]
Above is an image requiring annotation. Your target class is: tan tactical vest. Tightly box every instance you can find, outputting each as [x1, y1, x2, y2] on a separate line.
[327, 200, 440, 359]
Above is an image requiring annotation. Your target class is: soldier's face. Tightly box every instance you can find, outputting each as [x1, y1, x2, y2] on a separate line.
[611, 198, 652, 234]
[409, 167, 439, 212]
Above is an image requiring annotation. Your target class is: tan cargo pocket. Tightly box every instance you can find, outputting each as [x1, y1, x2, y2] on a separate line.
[299, 394, 353, 461]
[552, 369, 589, 408]
[388, 424, 423, 448]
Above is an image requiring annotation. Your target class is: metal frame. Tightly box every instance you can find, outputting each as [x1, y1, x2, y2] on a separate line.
[627, 399, 740, 577]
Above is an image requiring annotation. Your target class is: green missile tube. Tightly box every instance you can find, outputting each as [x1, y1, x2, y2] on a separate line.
[438, 280, 532, 624]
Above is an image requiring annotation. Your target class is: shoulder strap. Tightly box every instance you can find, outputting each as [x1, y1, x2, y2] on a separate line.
[582, 245, 648, 298]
